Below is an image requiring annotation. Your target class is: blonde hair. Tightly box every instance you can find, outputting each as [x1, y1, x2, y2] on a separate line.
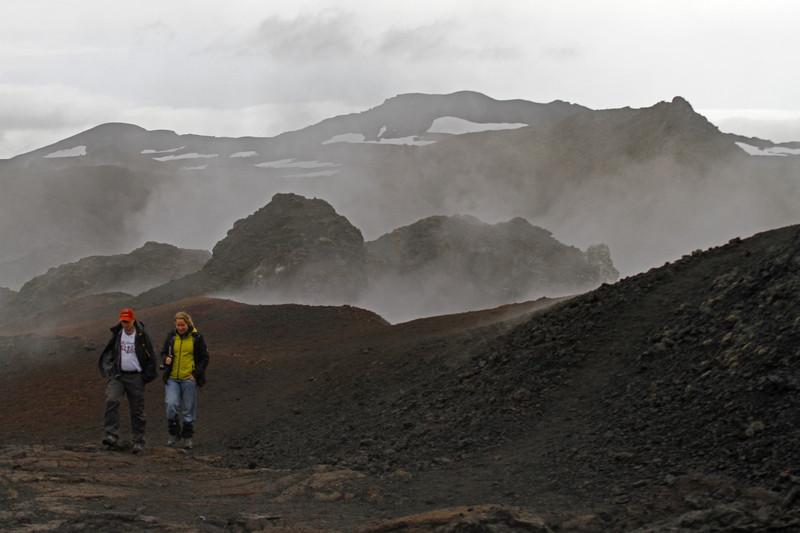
[173, 311, 194, 330]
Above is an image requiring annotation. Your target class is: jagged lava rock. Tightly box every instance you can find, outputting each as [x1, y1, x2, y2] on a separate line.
[7, 242, 209, 316]
[365, 215, 618, 306]
[203, 193, 366, 301]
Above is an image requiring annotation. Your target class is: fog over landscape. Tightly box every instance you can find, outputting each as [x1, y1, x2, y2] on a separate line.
[0, 90, 797, 326]
[4, 4, 800, 531]
[2, 2, 798, 309]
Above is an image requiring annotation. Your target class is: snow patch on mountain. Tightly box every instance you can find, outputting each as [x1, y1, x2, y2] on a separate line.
[427, 116, 528, 134]
[322, 133, 367, 144]
[284, 170, 339, 178]
[43, 146, 86, 158]
[153, 152, 219, 161]
[322, 134, 434, 146]
[735, 142, 800, 156]
[321, 117, 526, 147]
[141, 146, 184, 154]
[254, 158, 338, 169]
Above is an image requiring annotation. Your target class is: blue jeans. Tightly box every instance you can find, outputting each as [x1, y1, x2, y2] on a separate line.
[165, 378, 197, 428]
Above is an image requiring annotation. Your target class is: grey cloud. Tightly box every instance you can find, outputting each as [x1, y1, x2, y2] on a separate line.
[132, 22, 178, 49]
[0, 85, 109, 131]
[541, 46, 580, 61]
[378, 22, 452, 59]
[0, 105, 71, 130]
[246, 10, 357, 60]
[378, 21, 518, 61]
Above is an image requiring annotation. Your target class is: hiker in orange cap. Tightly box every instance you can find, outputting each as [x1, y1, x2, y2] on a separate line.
[97, 309, 158, 453]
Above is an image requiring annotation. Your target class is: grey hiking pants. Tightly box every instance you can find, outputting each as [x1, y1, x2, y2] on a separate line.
[104, 372, 146, 445]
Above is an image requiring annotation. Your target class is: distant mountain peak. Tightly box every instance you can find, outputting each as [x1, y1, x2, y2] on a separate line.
[670, 95, 693, 108]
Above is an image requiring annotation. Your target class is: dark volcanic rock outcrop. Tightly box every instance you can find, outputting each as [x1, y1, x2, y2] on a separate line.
[205, 192, 366, 301]
[137, 195, 617, 320]
[363, 215, 617, 317]
[138, 193, 367, 306]
[0, 287, 14, 306]
[20, 241, 209, 300]
[0, 242, 209, 325]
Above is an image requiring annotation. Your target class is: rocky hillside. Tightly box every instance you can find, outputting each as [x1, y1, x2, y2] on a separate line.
[215, 223, 800, 478]
[0, 242, 209, 326]
[363, 214, 617, 317]
[204, 192, 367, 301]
[0, 193, 617, 328]
[131, 193, 617, 322]
[212, 222, 800, 530]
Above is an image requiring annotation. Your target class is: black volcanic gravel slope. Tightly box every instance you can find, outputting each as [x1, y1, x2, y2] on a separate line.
[452, 222, 800, 505]
[220, 224, 800, 506]
[471, 224, 800, 485]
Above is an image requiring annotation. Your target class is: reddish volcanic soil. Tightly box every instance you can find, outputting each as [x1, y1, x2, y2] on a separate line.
[2, 296, 557, 448]
[2, 296, 572, 531]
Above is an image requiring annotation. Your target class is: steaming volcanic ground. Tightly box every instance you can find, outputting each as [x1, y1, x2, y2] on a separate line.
[2, 224, 800, 531]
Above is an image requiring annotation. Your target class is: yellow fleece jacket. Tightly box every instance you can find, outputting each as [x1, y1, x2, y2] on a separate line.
[169, 330, 196, 380]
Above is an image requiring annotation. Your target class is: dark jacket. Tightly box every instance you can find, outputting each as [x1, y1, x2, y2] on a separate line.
[160, 329, 209, 387]
[98, 320, 158, 384]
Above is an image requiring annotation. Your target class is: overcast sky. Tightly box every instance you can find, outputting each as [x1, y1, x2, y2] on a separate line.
[2, 0, 798, 159]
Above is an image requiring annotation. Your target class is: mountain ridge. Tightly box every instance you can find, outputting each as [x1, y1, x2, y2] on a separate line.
[0, 91, 797, 305]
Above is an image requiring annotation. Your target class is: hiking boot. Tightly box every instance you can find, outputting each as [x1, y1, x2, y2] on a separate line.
[132, 443, 145, 454]
[102, 434, 118, 447]
[181, 438, 193, 449]
[166, 435, 180, 447]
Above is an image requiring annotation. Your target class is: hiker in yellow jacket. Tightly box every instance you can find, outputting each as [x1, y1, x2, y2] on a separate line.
[160, 311, 209, 449]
